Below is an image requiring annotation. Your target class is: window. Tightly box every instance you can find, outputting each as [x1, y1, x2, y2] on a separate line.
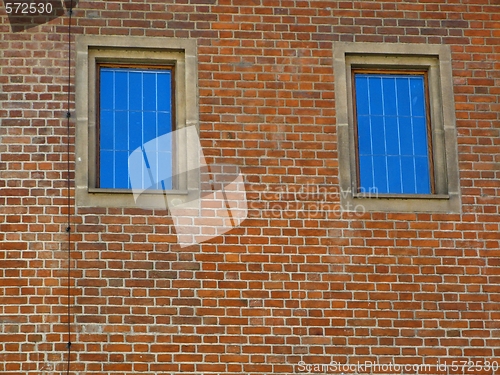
[334, 42, 461, 212]
[354, 71, 432, 195]
[98, 65, 174, 190]
[75, 36, 198, 208]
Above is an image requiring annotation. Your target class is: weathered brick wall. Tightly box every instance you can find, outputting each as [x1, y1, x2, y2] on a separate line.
[1, 0, 499, 374]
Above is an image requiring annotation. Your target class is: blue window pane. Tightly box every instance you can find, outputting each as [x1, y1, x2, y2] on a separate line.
[370, 116, 385, 155]
[410, 77, 426, 117]
[355, 72, 431, 195]
[128, 72, 143, 111]
[387, 156, 402, 193]
[373, 155, 388, 193]
[401, 157, 416, 193]
[155, 134, 173, 159]
[100, 110, 114, 150]
[99, 66, 173, 189]
[143, 73, 157, 111]
[398, 117, 414, 156]
[114, 71, 128, 111]
[143, 112, 157, 144]
[161, 180, 172, 191]
[100, 71, 114, 110]
[357, 116, 372, 155]
[359, 155, 374, 192]
[396, 77, 411, 117]
[129, 111, 143, 150]
[114, 111, 128, 151]
[413, 117, 428, 156]
[382, 77, 397, 116]
[115, 151, 130, 189]
[415, 157, 431, 194]
[368, 76, 383, 116]
[385, 117, 399, 155]
[158, 112, 172, 135]
[157, 72, 172, 112]
[354, 76, 370, 116]
[100, 150, 114, 188]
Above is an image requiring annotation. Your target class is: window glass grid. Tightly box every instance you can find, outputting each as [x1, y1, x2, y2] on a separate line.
[354, 72, 432, 194]
[98, 66, 173, 190]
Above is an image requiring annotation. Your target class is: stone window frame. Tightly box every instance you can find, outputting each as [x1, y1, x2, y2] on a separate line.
[333, 42, 461, 213]
[75, 35, 199, 208]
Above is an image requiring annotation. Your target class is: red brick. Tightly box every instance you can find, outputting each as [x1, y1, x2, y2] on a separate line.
[1, 0, 498, 373]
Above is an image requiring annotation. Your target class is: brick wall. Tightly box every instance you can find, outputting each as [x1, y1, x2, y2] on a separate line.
[1, 0, 499, 374]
